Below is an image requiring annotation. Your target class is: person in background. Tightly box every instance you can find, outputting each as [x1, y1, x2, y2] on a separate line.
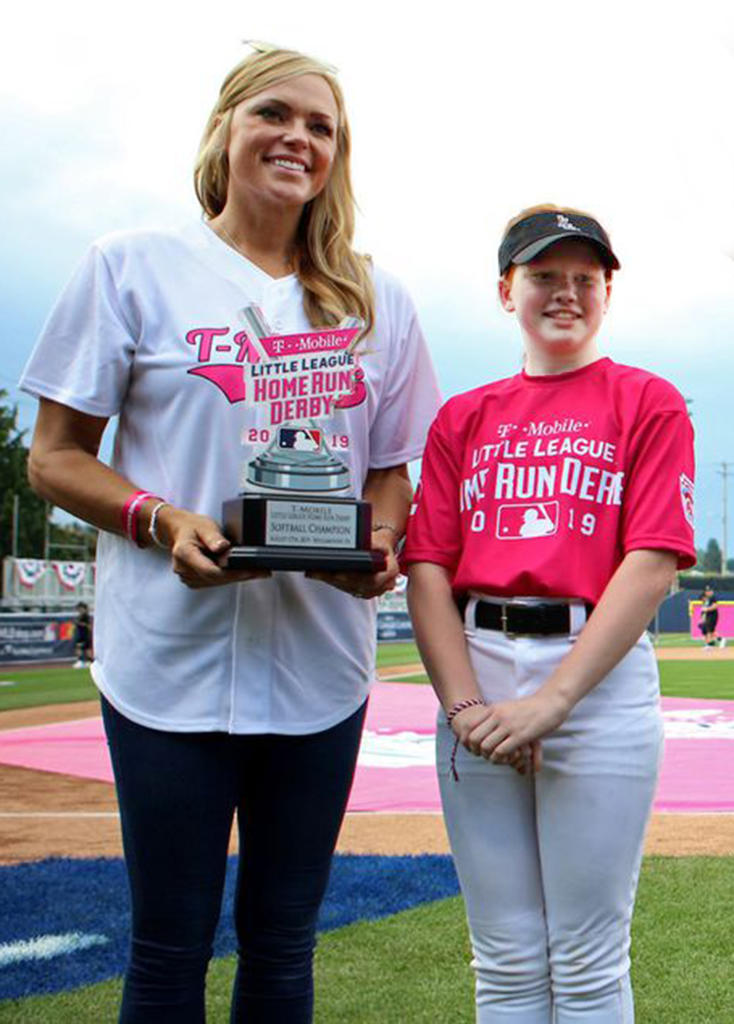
[700, 584, 725, 648]
[403, 205, 695, 1022]
[21, 45, 440, 1023]
[72, 601, 92, 668]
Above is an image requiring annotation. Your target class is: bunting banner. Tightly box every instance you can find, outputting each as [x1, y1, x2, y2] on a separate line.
[51, 562, 87, 591]
[14, 560, 47, 589]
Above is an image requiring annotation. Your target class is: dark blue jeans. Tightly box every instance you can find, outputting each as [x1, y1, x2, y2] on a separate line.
[101, 696, 367, 1023]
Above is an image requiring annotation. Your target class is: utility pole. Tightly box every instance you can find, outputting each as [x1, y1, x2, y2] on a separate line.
[718, 462, 729, 575]
[43, 502, 51, 561]
[11, 494, 19, 557]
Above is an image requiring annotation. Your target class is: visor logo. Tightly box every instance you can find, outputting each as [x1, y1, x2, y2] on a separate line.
[557, 214, 581, 232]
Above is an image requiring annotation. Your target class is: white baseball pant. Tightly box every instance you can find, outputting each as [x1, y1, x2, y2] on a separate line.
[438, 597, 662, 1023]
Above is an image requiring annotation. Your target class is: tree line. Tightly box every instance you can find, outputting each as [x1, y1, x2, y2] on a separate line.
[695, 538, 733, 575]
[0, 391, 97, 562]
[1, 391, 731, 571]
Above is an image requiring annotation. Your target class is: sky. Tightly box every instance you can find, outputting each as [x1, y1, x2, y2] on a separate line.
[2, 0, 733, 556]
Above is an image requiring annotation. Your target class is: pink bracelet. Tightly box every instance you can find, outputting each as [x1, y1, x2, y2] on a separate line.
[121, 491, 159, 545]
[446, 697, 486, 725]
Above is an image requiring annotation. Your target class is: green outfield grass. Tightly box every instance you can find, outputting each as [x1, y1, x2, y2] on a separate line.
[379, 647, 734, 698]
[375, 641, 421, 667]
[1, 640, 733, 712]
[0, 650, 423, 714]
[658, 661, 734, 700]
[0, 667, 96, 712]
[1, 856, 731, 1023]
[651, 631, 698, 647]
[377, 632, 703, 652]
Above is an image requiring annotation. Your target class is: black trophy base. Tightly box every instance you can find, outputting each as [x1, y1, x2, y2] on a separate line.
[222, 494, 387, 574]
[223, 546, 386, 573]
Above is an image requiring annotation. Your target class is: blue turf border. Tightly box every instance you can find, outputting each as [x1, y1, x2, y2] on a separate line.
[0, 854, 459, 1000]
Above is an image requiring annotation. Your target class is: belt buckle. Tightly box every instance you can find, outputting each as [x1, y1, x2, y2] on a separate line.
[500, 604, 516, 637]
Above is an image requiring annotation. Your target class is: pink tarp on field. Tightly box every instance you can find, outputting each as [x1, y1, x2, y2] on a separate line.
[0, 684, 733, 813]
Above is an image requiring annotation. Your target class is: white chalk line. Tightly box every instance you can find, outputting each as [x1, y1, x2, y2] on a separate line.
[0, 932, 109, 967]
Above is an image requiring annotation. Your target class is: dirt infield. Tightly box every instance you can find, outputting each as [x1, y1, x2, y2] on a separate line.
[655, 645, 734, 660]
[2, 691, 734, 866]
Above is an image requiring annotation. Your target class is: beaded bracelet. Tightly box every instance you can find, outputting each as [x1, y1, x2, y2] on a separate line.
[446, 697, 486, 724]
[148, 501, 171, 549]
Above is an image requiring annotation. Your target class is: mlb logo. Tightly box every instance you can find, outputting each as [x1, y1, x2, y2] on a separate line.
[496, 501, 559, 540]
[278, 427, 321, 451]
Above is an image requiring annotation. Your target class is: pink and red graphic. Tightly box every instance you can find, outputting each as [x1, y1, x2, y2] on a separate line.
[184, 325, 366, 411]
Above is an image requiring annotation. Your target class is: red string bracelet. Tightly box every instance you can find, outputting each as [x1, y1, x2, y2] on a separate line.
[446, 698, 486, 781]
[450, 738, 461, 782]
[446, 697, 485, 724]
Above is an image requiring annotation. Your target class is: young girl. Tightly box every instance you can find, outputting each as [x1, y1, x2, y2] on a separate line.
[403, 205, 695, 1022]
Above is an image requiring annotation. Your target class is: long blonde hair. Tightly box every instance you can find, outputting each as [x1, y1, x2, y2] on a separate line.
[195, 48, 374, 338]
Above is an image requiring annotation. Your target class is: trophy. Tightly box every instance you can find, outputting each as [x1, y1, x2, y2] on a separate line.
[222, 305, 387, 573]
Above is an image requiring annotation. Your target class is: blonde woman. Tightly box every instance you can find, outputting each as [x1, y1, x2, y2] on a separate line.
[21, 46, 440, 1022]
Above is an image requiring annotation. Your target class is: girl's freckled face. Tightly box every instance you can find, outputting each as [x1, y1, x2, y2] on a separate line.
[499, 239, 611, 366]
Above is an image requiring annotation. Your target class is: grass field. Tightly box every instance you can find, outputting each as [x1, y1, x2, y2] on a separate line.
[388, 662, 734, 699]
[651, 631, 701, 648]
[0, 856, 732, 1023]
[0, 636, 732, 712]
[1, 644, 733, 1020]
[0, 667, 97, 712]
[657, 661, 734, 700]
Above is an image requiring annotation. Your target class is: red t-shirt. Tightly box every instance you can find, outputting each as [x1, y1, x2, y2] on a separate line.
[402, 358, 696, 605]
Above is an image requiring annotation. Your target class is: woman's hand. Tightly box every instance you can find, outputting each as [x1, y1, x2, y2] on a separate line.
[307, 464, 410, 598]
[157, 507, 270, 589]
[25, 400, 270, 593]
[305, 529, 399, 599]
[450, 703, 542, 774]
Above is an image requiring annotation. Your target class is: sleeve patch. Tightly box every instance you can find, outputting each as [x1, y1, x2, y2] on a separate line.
[680, 473, 695, 528]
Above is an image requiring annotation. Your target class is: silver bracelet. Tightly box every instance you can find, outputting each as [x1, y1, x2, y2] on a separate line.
[148, 501, 171, 549]
[372, 521, 400, 537]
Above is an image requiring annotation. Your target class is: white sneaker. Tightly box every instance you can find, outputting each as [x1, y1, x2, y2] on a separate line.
[72, 660, 84, 669]
[719, 638, 727, 649]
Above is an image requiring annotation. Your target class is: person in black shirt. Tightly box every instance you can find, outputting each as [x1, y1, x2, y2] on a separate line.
[73, 602, 92, 668]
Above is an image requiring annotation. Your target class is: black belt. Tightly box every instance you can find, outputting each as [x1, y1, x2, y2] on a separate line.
[456, 595, 593, 636]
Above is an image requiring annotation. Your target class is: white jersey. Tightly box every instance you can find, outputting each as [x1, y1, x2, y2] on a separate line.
[20, 221, 441, 734]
